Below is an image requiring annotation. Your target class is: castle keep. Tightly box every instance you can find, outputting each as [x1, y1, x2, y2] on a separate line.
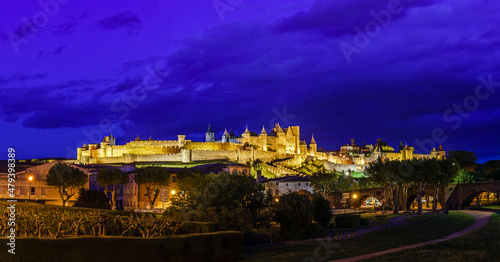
[77, 124, 446, 173]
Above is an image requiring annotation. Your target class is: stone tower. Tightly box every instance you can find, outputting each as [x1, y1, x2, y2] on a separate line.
[309, 134, 317, 155]
[222, 129, 230, 143]
[259, 126, 267, 151]
[205, 125, 215, 142]
[437, 144, 446, 160]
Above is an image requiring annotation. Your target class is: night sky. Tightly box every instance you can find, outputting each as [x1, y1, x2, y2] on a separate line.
[1, 0, 499, 163]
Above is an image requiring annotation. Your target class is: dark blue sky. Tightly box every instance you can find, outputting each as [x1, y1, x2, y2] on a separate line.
[1, 0, 499, 163]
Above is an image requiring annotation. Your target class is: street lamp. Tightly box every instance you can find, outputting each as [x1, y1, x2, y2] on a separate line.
[28, 176, 34, 202]
[171, 190, 176, 195]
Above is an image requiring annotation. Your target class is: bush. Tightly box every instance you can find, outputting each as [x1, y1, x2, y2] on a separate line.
[275, 192, 314, 240]
[0, 232, 244, 262]
[334, 214, 360, 228]
[183, 222, 218, 234]
[73, 189, 111, 210]
[360, 218, 370, 226]
[312, 195, 333, 227]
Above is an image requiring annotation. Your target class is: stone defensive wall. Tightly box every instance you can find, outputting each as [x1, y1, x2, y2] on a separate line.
[80, 153, 183, 164]
[323, 161, 366, 173]
[183, 142, 242, 151]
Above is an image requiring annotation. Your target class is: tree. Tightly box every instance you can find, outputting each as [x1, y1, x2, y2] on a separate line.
[96, 168, 129, 210]
[134, 166, 171, 208]
[274, 192, 313, 240]
[73, 189, 111, 209]
[309, 172, 339, 197]
[410, 159, 440, 215]
[447, 150, 478, 170]
[46, 163, 88, 206]
[312, 195, 332, 227]
[453, 169, 475, 183]
[433, 158, 460, 213]
[170, 171, 270, 225]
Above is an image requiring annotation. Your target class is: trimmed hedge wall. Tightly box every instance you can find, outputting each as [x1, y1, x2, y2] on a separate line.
[334, 214, 360, 228]
[0, 231, 243, 262]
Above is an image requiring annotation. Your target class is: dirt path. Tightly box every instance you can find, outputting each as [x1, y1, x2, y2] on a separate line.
[329, 210, 494, 262]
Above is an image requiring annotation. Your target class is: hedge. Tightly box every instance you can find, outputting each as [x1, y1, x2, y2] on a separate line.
[0, 231, 243, 262]
[334, 214, 360, 228]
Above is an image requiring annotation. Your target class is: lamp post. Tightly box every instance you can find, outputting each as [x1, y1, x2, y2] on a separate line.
[28, 176, 34, 202]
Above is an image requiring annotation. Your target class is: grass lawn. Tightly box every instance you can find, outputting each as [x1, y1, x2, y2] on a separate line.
[362, 212, 500, 262]
[472, 205, 500, 211]
[240, 211, 474, 262]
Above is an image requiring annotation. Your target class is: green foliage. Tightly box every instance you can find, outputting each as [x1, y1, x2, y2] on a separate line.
[73, 189, 111, 210]
[250, 161, 277, 179]
[274, 192, 313, 240]
[96, 168, 129, 210]
[295, 160, 327, 175]
[454, 169, 476, 183]
[488, 169, 500, 181]
[47, 163, 89, 206]
[447, 150, 478, 169]
[134, 166, 171, 207]
[351, 171, 367, 178]
[169, 171, 270, 227]
[380, 145, 395, 152]
[360, 218, 370, 226]
[0, 232, 244, 262]
[312, 195, 332, 227]
[334, 214, 360, 228]
[309, 172, 338, 196]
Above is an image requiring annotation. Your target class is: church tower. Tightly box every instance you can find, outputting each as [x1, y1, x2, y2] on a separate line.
[205, 125, 215, 142]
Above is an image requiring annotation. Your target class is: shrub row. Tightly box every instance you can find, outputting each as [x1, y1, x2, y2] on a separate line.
[0, 231, 244, 262]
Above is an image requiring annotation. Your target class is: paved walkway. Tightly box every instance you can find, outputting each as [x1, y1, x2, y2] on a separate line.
[329, 210, 494, 262]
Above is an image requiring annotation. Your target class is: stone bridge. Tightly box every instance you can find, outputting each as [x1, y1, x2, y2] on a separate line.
[327, 181, 500, 210]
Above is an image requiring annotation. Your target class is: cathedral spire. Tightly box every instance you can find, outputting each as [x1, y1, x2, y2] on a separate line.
[438, 144, 445, 151]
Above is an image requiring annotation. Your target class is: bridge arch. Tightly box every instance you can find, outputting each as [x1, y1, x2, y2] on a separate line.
[460, 190, 500, 209]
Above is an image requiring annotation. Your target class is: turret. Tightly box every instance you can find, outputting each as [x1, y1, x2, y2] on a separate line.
[437, 144, 446, 159]
[242, 126, 251, 139]
[222, 129, 230, 143]
[205, 124, 215, 142]
[309, 134, 317, 155]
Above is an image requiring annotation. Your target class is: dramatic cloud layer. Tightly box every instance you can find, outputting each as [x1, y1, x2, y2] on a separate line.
[0, 0, 499, 162]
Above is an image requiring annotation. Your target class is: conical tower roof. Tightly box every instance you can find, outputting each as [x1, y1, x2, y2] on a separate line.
[242, 125, 250, 135]
[275, 123, 285, 134]
[229, 129, 236, 138]
[223, 129, 229, 137]
[206, 124, 214, 133]
[310, 134, 317, 145]
[135, 135, 141, 141]
[431, 147, 437, 152]
[438, 144, 445, 151]
[260, 126, 267, 135]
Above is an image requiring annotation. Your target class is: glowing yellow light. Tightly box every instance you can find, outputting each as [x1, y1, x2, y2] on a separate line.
[275, 198, 279, 203]
[353, 194, 357, 199]
[28, 176, 34, 181]
[171, 190, 176, 195]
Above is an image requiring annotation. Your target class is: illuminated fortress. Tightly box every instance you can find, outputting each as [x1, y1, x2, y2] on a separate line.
[77, 124, 445, 173]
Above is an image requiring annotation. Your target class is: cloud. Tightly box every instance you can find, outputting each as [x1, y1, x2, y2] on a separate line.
[97, 11, 141, 35]
[38, 45, 66, 58]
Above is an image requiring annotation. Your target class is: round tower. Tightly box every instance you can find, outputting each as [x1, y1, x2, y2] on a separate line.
[205, 125, 215, 142]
